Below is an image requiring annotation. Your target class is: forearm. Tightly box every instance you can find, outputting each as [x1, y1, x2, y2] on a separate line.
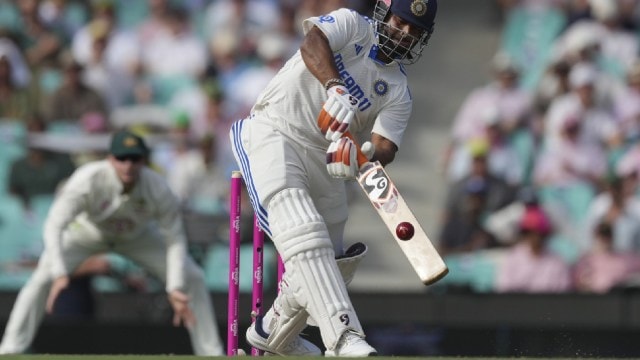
[370, 133, 397, 167]
[301, 26, 341, 88]
[160, 208, 188, 292]
[165, 239, 187, 292]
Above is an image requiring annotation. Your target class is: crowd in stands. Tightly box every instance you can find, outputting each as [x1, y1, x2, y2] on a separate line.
[437, 0, 640, 294]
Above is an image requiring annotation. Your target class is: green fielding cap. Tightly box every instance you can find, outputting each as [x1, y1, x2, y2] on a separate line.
[109, 130, 149, 157]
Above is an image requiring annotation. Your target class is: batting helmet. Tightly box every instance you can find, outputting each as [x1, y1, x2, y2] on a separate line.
[372, 0, 437, 65]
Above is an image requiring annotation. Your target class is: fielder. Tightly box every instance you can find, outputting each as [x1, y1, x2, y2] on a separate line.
[229, 0, 438, 356]
[0, 130, 224, 356]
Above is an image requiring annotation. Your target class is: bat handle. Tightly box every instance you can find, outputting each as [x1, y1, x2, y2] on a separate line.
[318, 111, 369, 168]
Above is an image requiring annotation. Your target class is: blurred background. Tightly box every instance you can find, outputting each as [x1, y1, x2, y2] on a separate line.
[3, 0, 640, 357]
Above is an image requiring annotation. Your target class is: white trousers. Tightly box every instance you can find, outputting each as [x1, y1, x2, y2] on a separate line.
[0, 220, 223, 356]
[230, 116, 349, 248]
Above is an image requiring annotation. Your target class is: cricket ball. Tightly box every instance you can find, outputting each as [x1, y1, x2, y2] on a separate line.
[396, 221, 414, 240]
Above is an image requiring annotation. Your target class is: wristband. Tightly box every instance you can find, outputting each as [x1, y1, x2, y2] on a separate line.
[324, 77, 346, 90]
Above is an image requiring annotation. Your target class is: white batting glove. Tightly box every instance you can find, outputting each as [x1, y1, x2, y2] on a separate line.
[319, 85, 359, 142]
[361, 141, 375, 160]
[326, 137, 359, 179]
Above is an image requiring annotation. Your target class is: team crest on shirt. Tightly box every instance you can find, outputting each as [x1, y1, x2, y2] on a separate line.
[411, 0, 428, 16]
[374, 79, 389, 96]
[318, 15, 335, 23]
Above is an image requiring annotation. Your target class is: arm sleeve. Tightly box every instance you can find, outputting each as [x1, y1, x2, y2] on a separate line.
[302, 8, 363, 52]
[151, 175, 189, 292]
[43, 168, 91, 278]
[372, 91, 412, 148]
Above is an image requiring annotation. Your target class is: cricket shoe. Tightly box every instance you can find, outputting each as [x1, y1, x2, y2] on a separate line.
[246, 316, 322, 356]
[325, 330, 377, 357]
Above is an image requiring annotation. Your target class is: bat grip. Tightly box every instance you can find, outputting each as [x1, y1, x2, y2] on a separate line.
[343, 131, 370, 168]
[318, 110, 370, 167]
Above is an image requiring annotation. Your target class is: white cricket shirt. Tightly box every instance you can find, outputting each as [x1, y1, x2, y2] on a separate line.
[250, 8, 413, 150]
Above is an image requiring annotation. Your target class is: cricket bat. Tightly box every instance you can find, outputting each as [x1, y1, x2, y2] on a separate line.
[345, 133, 449, 285]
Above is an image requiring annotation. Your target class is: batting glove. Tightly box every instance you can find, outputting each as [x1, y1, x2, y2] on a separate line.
[318, 85, 359, 142]
[326, 137, 359, 179]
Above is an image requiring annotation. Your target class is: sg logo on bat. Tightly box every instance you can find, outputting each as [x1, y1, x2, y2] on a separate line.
[359, 163, 398, 213]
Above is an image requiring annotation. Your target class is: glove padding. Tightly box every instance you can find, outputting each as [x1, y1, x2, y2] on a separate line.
[326, 137, 359, 179]
[318, 85, 359, 141]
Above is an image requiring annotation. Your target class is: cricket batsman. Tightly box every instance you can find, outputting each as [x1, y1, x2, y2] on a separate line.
[229, 0, 438, 356]
[0, 130, 224, 356]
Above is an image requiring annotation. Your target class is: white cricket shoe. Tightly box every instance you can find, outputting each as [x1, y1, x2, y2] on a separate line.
[325, 330, 377, 357]
[246, 317, 322, 356]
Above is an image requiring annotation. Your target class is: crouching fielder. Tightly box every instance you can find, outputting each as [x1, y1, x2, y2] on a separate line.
[0, 130, 224, 356]
[230, 0, 438, 356]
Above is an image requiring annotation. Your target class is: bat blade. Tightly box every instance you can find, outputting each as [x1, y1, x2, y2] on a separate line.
[357, 161, 448, 285]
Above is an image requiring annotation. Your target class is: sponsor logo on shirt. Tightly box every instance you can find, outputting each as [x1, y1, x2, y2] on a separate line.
[334, 53, 372, 111]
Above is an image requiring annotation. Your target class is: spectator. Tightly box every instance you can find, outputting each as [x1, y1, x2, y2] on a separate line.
[446, 110, 525, 186]
[439, 147, 517, 255]
[41, 56, 107, 123]
[581, 176, 640, 253]
[0, 39, 36, 120]
[438, 176, 497, 256]
[135, 0, 170, 45]
[8, 116, 75, 210]
[543, 62, 620, 151]
[495, 206, 572, 293]
[167, 78, 240, 176]
[484, 186, 542, 245]
[444, 51, 533, 174]
[534, 56, 572, 116]
[228, 31, 291, 117]
[13, 0, 64, 69]
[38, 0, 90, 42]
[611, 61, 640, 144]
[141, 4, 207, 80]
[573, 221, 640, 293]
[562, 0, 638, 79]
[167, 134, 228, 215]
[82, 17, 135, 110]
[533, 112, 607, 229]
[203, 0, 280, 59]
[150, 109, 194, 179]
[71, 0, 140, 78]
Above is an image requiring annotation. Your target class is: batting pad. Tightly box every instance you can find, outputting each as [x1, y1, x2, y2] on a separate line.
[286, 248, 364, 350]
[257, 272, 311, 352]
[268, 188, 331, 261]
[267, 188, 364, 350]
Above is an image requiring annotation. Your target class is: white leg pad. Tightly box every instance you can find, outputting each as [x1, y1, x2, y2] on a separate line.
[306, 242, 368, 327]
[257, 273, 312, 352]
[286, 248, 364, 350]
[267, 188, 364, 351]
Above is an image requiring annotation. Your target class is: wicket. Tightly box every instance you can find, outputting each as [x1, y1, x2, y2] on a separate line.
[227, 171, 283, 356]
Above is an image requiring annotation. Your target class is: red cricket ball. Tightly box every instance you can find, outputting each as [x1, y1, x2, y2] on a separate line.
[395, 221, 414, 240]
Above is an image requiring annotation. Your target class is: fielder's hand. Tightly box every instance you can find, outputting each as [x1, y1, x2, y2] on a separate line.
[318, 85, 359, 141]
[168, 290, 196, 328]
[326, 137, 359, 179]
[46, 275, 70, 314]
